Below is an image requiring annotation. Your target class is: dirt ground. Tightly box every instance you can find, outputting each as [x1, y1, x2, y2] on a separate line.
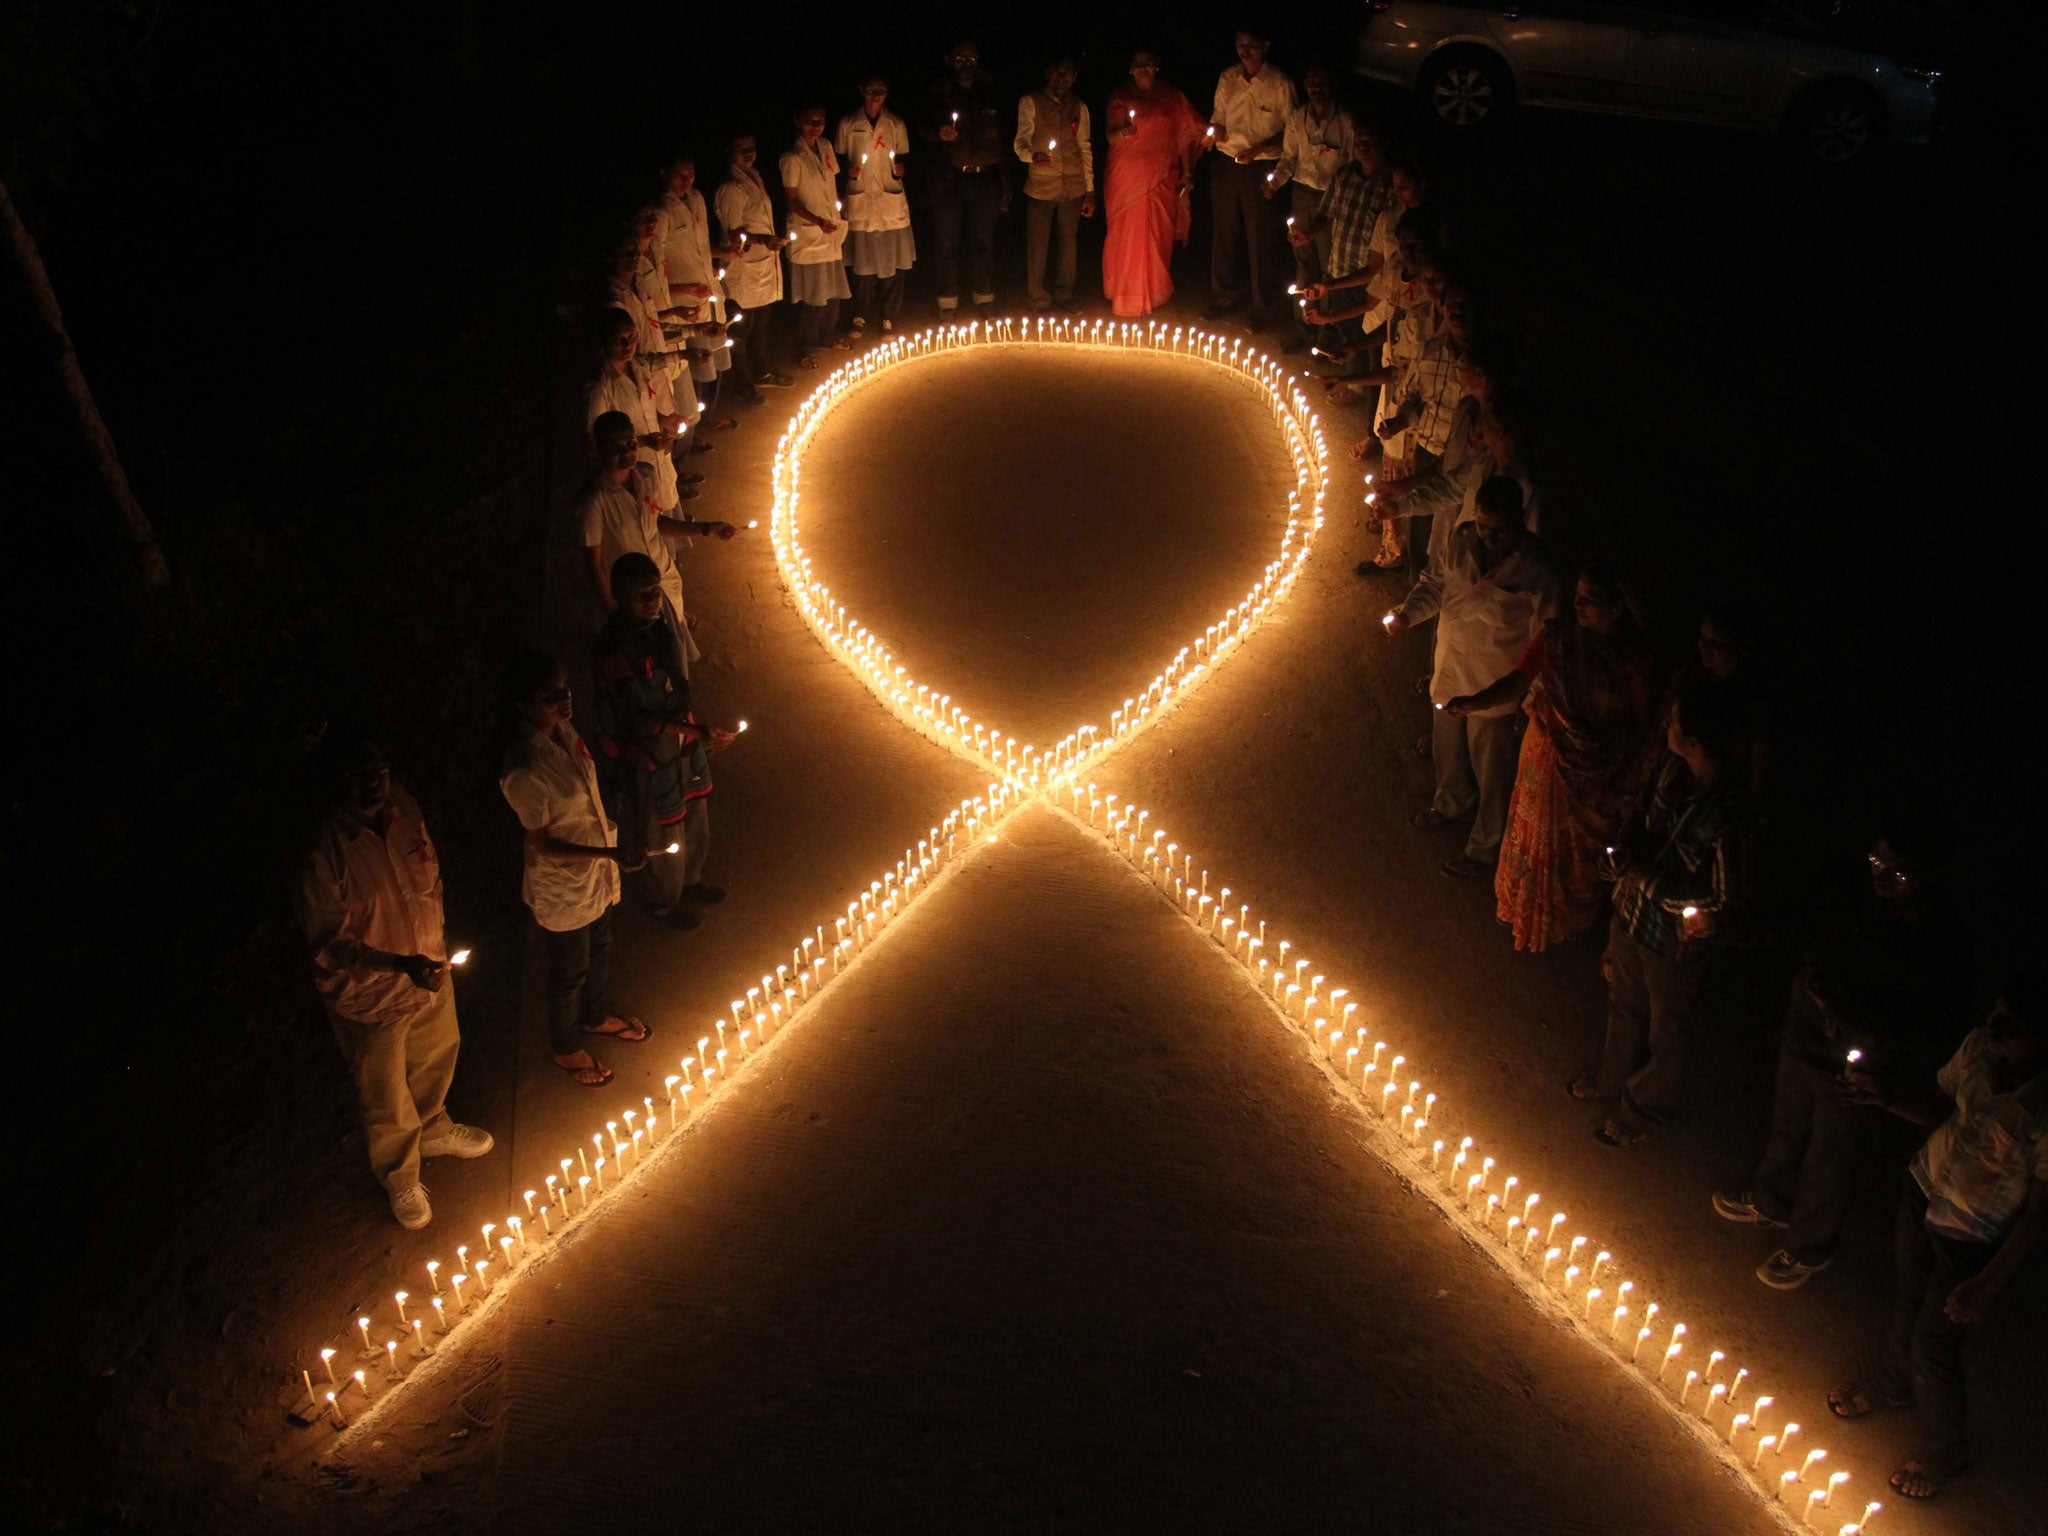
[64, 338, 2008, 1535]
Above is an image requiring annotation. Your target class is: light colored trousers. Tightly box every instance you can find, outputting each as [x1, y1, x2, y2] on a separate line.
[643, 796, 711, 910]
[1431, 707, 1523, 860]
[328, 984, 459, 1193]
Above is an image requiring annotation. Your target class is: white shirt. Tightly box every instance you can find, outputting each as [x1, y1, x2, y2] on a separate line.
[834, 111, 913, 230]
[292, 786, 447, 1025]
[578, 464, 686, 622]
[1398, 527, 1561, 714]
[585, 364, 679, 512]
[714, 167, 785, 308]
[1013, 95, 1095, 194]
[1912, 1028, 2048, 1243]
[1276, 102, 1355, 192]
[1210, 64, 1296, 160]
[779, 140, 846, 264]
[500, 721, 622, 932]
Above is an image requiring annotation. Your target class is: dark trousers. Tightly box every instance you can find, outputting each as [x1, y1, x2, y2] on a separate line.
[1210, 157, 1285, 316]
[1750, 981, 1860, 1261]
[1289, 182, 1329, 340]
[1024, 195, 1081, 306]
[1869, 1179, 1993, 1474]
[853, 269, 905, 325]
[930, 174, 1002, 307]
[797, 298, 841, 353]
[542, 907, 613, 1056]
[1596, 914, 1707, 1125]
[730, 305, 775, 389]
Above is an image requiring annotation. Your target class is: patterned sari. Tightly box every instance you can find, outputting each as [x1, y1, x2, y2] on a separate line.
[1495, 617, 1658, 951]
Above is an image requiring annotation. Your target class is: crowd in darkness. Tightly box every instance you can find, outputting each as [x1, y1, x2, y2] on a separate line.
[283, 22, 2042, 1509]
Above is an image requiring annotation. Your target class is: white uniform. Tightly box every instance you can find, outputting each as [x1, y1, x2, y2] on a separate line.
[499, 721, 622, 933]
[833, 111, 912, 231]
[658, 189, 731, 384]
[585, 362, 679, 513]
[713, 166, 784, 309]
[779, 139, 847, 266]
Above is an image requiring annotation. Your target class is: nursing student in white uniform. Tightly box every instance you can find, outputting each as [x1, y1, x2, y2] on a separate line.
[618, 221, 703, 460]
[714, 133, 794, 392]
[834, 77, 916, 336]
[585, 306, 693, 508]
[779, 106, 852, 368]
[656, 158, 739, 434]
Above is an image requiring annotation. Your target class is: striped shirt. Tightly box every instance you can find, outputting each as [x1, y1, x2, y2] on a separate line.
[1611, 754, 1755, 958]
[1313, 160, 1390, 281]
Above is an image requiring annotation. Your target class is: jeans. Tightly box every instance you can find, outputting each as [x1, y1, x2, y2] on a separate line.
[1869, 1179, 1994, 1474]
[930, 174, 1002, 307]
[1429, 706, 1521, 860]
[542, 908, 613, 1056]
[326, 986, 460, 1192]
[1024, 195, 1081, 306]
[1595, 913, 1707, 1125]
[1209, 157, 1285, 316]
[1749, 978, 1860, 1261]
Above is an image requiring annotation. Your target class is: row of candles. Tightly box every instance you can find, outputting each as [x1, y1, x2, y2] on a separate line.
[1053, 783, 1878, 1533]
[767, 319, 1331, 794]
[293, 775, 1036, 1436]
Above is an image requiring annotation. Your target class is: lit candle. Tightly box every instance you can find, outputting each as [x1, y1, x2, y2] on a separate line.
[357, 1317, 373, 1352]
[320, 1346, 337, 1383]
[1752, 1433, 1777, 1469]
[411, 1318, 431, 1356]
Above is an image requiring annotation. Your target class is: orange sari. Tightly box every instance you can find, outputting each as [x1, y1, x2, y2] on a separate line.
[1101, 82, 1208, 317]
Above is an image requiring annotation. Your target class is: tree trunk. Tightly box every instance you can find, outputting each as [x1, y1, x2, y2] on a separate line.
[0, 173, 172, 600]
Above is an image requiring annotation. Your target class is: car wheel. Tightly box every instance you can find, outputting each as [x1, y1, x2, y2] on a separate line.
[1789, 86, 1882, 164]
[1420, 50, 1511, 132]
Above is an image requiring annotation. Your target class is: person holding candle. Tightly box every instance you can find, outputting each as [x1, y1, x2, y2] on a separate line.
[1715, 807, 1971, 1288]
[713, 134, 795, 392]
[592, 554, 738, 924]
[1828, 970, 2047, 1502]
[1014, 57, 1095, 314]
[926, 41, 1007, 320]
[1443, 562, 1659, 951]
[836, 77, 916, 338]
[1678, 602, 1777, 794]
[1101, 49, 1208, 317]
[1204, 27, 1296, 332]
[586, 306, 695, 511]
[1387, 474, 1559, 879]
[1570, 675, 1755, 1145]
[654, 161, 737, 428]
[579, 411, 737, 671]
[779, 106, 850, 368]
[499, 653, 649, 1089]
[1266, 66, 1353, 347]
[292, 731, 493, 1229]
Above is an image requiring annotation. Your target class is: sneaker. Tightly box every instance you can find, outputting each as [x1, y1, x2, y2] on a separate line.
[420, 1123, 494, 1161]
[1756, 1248, 1832, 1290]
[680, 882, 726, 905]
[390, 1183, 432, 1230]
[850, 316, 867, 334]
[1712, 1188, 1787, 1227]
[881, 319, 894, 333]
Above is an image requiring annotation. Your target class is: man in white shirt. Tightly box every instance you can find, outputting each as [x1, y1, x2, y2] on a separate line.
[1014, 57, 1095, 312]
[1388, 475, 1559, 876]
[1267, 67, 1354, 341]
[1206, 28, 1296, 332]
[292, 733, 493, 1228]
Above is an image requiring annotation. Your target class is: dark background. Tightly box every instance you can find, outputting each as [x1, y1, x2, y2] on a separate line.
[0, 0, 2029, 1526]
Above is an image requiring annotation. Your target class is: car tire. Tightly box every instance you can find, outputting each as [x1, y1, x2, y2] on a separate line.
[1419, 49, 1513, 133]
[1786, 84, 1884, 164]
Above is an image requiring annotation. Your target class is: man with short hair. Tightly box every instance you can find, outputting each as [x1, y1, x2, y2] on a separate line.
[1015, 57, 1095, 312]
[1715, 807, 1972, 1289]
[1267, 66, 1354, 342]
[1833, 971, 2047, 1502]
[292, 733, 493, 1229]
[1205, 27, 1295, 331]
[928, 41, 1007, 318]
[1575, 676, 1756, 1144]
[1390, 474, 1559, 878]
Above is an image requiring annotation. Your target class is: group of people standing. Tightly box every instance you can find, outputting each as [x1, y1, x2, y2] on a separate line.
[283, 24, 2040, 1510]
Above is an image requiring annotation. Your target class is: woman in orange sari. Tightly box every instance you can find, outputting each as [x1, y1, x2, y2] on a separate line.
[1102, 51, 1209, 317]
[1445, 564, 1658, 951]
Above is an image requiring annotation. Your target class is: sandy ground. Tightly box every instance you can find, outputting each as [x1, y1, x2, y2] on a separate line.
[201, 337, 2045, 1536]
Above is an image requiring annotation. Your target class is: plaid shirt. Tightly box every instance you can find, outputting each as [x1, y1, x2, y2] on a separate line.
[1315, 161, 1389, 281]
[1612, 753, 1755, 958]
[1401, 331, 1465, 455]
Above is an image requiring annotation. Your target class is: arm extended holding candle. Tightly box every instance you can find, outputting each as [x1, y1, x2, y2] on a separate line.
[523, 825, 646, 873]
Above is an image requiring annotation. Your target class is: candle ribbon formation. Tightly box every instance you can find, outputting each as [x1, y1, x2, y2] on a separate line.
[292, 322, 1872, 1535]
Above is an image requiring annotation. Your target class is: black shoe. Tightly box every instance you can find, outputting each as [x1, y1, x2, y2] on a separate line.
[1246, 312, 1270, 333]
[1203, 299, 1243, 320]
[1055, 293, 1083, 313]
[680, 882, 726, 905]
[661, 905, 701, 930]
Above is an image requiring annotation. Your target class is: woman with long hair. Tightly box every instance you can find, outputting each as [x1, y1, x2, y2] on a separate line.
[1444, 564, 1660, 951]
[1101, 50, 1209, 317]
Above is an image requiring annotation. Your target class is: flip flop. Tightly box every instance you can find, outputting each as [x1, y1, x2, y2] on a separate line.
[1593, 1117, 1649, 1147]
[553, 1054, 613, 1087]
[1566, 1073, 1603, 1101]
[1889, 1460, 1963, 1500]
[584, 1015, 650, 1043]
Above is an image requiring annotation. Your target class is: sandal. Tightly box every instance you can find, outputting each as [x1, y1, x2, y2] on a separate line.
[1889, 1460, 1963, 1500]
[1593, 1116, 1649, 1147]
[1566, 1073, 1604, 1101]
[552, 1052, 613, 1087]
[1829, 1382, 1909, 1419]
[584, 1015, 650, 1043]
[711, 416, 739, 432]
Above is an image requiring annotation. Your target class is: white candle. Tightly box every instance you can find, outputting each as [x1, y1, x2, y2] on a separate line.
[320, 1347, 337, 1383]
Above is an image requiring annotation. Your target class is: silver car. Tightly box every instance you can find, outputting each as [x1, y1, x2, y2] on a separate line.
[1356, 0, 1948, 161]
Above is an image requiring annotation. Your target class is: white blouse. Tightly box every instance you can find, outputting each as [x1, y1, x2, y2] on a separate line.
[779, 139, 847, 265]
[834, 111, 912, 231]
[713, 168, 785, 308]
